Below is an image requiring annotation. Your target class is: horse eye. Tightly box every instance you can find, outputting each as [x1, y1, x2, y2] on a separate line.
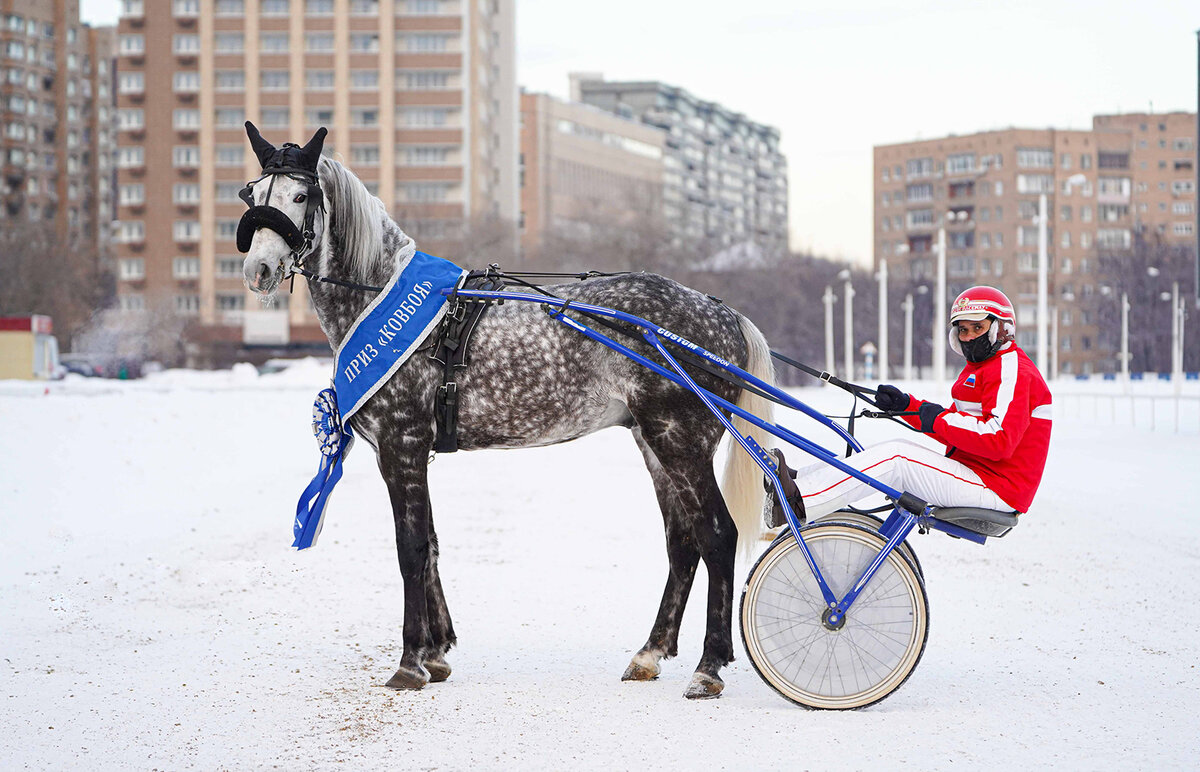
[294, 193, 307, 203]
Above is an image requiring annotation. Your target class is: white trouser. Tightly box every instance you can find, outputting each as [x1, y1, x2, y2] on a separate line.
[793, 439, 1012, 519]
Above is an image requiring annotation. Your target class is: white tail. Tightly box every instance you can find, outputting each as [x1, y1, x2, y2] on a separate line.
[720, 313, 775, 560]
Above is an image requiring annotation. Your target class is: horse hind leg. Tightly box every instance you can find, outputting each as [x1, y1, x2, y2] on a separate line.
[623, 422, 735, 699]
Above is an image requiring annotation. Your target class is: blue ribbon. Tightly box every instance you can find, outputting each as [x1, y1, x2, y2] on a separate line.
[293, 251, 465, 550]
[294, 388, 353, 549]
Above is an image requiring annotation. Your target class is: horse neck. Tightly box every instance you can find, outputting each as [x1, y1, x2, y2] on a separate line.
[306, 214, 410, 350]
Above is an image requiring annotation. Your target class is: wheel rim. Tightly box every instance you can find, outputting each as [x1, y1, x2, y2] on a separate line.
[812, 511, 923, 578]
[741, 524, 928, 709]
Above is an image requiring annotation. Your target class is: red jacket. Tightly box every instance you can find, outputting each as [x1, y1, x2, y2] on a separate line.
[901, 344, 1052, 512]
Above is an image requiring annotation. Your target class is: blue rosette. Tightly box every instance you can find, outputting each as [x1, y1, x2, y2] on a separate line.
[294, 387, 355, 549]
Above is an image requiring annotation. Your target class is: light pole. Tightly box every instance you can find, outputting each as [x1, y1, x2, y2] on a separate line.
[877, 258, 889, 381]
[839, 269, 855, 380]
[1121, 291, 1131, 386]
[902, 292, 914, 381]
[933, 224, 946, 385]
[1038, 173, 1088, 377]
[823, 285, 837, 375]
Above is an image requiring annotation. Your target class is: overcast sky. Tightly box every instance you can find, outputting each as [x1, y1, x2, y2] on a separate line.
[82, 0, 1198, 266]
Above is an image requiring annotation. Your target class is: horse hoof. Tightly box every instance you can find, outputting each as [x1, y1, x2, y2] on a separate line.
[424, 655, 452, 683]
[385, 664, 430, 690]
[621, 651, 661, 681]
[684, 673, 724, 699]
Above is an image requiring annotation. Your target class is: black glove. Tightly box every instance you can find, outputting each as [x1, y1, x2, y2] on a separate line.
[874, 384, 909, 413]
[918, 402, 945, 433]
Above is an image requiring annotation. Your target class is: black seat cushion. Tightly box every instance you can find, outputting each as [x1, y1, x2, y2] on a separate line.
[932, 507, 1020, 537]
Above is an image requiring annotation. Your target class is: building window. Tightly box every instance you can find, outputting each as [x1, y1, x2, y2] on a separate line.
[215, 33, 244, 53]
[906, 208, 933, 228]
[1172, 180, 1195, 195]
[216, 219, 238, 240]
[216, 183, 242, 203]
[402, 70, 452, 90]
[1060, 230, 1070, 248]
[215, 71, 244, 91]
[1098, 152, 1129, 169]
[1016, 174, 1053, 194]
[117, 146, 144, 168]
[261, 70, 290, 91]
[403, 0, 444, 12]
[215, 108, 245, 128]
[351, 0, 380, 12]
[1174, 223, 1194, 236]
[118, 258, 145, 280]
[1096, 229, 1131, 249]
[905, 183, 932, 203]
[122, 1, 145, 16]
[261, 0, 290, 14]
[351, 70, 379, 90]
[118, 183, 145, 205]
[174, 222, 202, 243]
[260, 33, 289, 53]
[260, 108, 289, 128]
[173, 35, 200, 54]
[350, 33, 379, 53]
[398, 33, 453, 52]
[173, 146, 201, 168]
[350, 107, 378, 127]
[116, 221, 145, 243]
[398, 107, 456, 127]
[905, 158, 933, 178]
[174, 109, 201, 130]
[118, 294, 145, 312]
[117, 108, 145, 130]
[1016, 148, 1053, 168]
[119, 34, 144, 55]
[217, 258, 243, 278]
[217, 293, 246, 311]
[118, 72, 144, 93]
[174, 71, 200, 92]
[216, 146, 244, 166]
[174, 183, 201, 204]
[351, 145, 380, 165]
[305, 107, 335, 127]
[215, 0, 244, 14]
[175, 295, 201, 315]
[946, 153, 975, 174]
[306, 70, 335, 90]
[306, 33, 335, 52]
[306, 0, 334, 14]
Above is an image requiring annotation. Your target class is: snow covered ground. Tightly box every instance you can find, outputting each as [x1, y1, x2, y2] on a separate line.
[3, 362, 1198, 770]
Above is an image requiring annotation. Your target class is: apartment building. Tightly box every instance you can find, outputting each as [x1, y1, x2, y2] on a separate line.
[113, 0, 516, 366]
[874, 113, 1197, 376]
[0, 0, 114, 258]
[519, 90, 665, 256]
[574, 75, 788, 256]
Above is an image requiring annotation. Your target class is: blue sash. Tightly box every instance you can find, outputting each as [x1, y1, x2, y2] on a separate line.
[293, 250, 466, 549]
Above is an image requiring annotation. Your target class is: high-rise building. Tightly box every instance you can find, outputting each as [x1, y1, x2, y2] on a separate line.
[574, 75, 788, 255]
[874, 112, 1197, 377]
[519, 90, 665, 257]
[112, 0, 516, 366]
[0, 1, 115, 258]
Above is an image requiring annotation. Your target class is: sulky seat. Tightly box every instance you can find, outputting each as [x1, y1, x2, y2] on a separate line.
[929, 507, 1020, 538]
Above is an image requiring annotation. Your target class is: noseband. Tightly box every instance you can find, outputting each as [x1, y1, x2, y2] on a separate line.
[236, 145, 325, 278]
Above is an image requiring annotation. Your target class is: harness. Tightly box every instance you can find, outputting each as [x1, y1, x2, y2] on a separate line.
[236, 147, 325, 282]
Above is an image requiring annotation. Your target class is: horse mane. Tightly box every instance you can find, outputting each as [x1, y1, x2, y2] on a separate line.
[317, 155, 415, 277]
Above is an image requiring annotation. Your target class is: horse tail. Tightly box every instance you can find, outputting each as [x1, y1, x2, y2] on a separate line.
[721, 312, 774, 560]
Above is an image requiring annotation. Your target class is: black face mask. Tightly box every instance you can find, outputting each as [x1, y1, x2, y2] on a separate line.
[960, 333, 996, 363]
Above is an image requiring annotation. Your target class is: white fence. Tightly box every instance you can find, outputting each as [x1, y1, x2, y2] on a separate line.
[1052, 385, 1200, 435]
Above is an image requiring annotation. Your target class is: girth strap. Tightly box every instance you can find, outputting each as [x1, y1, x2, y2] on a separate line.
[431, 271, 507, 453]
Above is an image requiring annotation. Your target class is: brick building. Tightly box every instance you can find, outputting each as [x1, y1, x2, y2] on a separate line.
[112, 0, 516, 366]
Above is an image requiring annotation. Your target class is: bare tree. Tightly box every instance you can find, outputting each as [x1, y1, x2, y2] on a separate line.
[0, 220, 110, 351]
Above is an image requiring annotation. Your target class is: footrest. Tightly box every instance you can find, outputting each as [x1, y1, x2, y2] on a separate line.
[930, 507, 1020, 538]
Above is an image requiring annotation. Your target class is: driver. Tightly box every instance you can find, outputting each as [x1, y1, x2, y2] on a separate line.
[767, 286, 1052, 525]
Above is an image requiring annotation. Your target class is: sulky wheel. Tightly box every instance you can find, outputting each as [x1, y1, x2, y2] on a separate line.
[812, 509, 924, 579]
[740, 522, 929, 710]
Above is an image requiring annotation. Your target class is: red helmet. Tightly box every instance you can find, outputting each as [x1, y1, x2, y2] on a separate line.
[948, 286, 1016, 360]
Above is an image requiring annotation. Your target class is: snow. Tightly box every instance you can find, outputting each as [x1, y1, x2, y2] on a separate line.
[2, 366, 1198, 770]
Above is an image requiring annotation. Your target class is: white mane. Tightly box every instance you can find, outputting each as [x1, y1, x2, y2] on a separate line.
[317, 156, 415, 276]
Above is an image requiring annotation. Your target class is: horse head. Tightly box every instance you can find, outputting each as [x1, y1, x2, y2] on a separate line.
[239, 121, 328, 296]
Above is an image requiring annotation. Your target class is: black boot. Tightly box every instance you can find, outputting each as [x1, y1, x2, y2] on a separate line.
[762, 448, 805, 529]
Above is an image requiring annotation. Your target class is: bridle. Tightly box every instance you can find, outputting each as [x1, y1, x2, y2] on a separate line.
[236, 146, 325, 281]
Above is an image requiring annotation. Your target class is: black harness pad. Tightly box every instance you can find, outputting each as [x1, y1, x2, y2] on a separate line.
[237, 205, 305, 253]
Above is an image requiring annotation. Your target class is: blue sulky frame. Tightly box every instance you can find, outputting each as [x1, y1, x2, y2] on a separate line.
[446, 289, 989, 623]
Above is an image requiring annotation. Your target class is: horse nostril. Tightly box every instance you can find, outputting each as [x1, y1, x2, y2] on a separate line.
[257, 263, 272, 287]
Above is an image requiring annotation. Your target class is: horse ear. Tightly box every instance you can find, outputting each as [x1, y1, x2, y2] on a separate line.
[299, 127, 328, 173]
[245, 121, 276, 168]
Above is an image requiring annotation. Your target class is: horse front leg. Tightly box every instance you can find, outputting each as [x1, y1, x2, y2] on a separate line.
[422, 493, 456, 683]
[380, 446, 438, 690]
